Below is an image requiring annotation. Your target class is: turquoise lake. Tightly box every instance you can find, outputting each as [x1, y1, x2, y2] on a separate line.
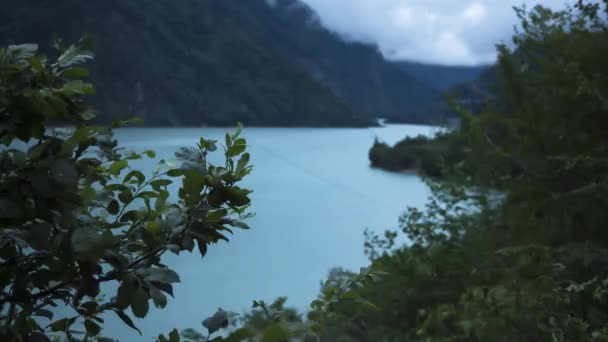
[104, 124, 436, 340]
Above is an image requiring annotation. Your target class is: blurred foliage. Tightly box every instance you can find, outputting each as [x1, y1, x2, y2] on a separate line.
[0, 40, 253, 341]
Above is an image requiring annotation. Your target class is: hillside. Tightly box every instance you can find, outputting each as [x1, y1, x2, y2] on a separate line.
[397, 61, 490, 92]
[0, 0, 372, 127]
[0, 0, 457, 126]
[245, 0, 443, 123]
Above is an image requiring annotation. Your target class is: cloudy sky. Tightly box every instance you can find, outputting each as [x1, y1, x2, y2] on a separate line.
[298, 0, 574, 66]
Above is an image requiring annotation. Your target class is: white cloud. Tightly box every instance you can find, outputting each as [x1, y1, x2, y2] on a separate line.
[298, 0, 575, 65]
[462, 2, 487, 24]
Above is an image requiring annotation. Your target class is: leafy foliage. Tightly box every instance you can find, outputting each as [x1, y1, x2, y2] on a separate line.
[0, 40, 253, 341]
[318, 2, 608, 341]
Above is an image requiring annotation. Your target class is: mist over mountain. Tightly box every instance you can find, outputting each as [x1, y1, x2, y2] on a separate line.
[0, 0, 488, 126]
[397, 62, 491, 92]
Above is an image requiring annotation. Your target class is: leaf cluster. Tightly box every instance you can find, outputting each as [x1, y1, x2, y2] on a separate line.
[0, 40, 253, 341]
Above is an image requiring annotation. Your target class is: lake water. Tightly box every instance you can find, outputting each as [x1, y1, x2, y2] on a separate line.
[104, 124, 436, 340]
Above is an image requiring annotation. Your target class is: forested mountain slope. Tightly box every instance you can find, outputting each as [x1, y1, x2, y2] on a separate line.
[0, 0, 372, 126]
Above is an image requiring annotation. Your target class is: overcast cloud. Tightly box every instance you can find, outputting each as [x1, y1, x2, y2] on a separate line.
[298, 0, 574, 66]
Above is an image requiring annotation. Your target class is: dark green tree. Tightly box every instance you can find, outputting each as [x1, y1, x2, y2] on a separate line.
[319, 1, 608, 341]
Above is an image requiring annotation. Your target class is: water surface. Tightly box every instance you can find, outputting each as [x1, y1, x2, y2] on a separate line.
[106, 124, 435, 340]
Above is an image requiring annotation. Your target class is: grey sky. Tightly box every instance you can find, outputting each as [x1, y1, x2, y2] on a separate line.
[298, 0, 574, 66]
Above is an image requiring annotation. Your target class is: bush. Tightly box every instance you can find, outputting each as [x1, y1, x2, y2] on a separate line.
[369, 133, 466, 178]
[329, 2, 608, 341]
[0, 40, 253, 341]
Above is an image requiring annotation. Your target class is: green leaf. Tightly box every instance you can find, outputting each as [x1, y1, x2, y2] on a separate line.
[225, 133, 233, 149]
[6, 44, 38, 61]
[80, 301, 99, 315]
[181, 328, 205, 341]
[196, 239, 208, 258]
[124, 170, 145, 185]
[116, 278, 136, 310]
[71, 227, 104, 261]
[232, 123, 244, 139]
[355, 298, 378, 311]
[181, 235, 194, 252]
[118, 189, 134, 204]
[137, 191, 159, 199]
[25, 331, 49, 342]
[50, 160, 79, 187]
[85, 319, 101, 336]
[114, 117, 144, 127]
[339, 291, 360, 301]
[169, 329, 180, 342]
[80, 108, 97, 121]
[109, 160, 128, 175]
[151, 179, 172, 191]
[137, 268, 181, 284]
[224, 328, 253, 342]
[150, 286, 168, 309]
[107, 199, 120, 215]
[229, 221, 250, 230]
[190, 225, 230, 244]
[151, 282, 174, 298]
[156, 190, 169, 212]
[144, 150, 156, 158]
[227, 138, 247, 157]
[34, 309, 54, 320]
[106, 183, 130, 192]
[199, 138, 218, 152]
[223, 187, 251, 207]
[27, 143, 47, 160]
[29, 55, 45, 71]
[236, 153, 251, 173]
[167, 243, 181, 255]
[55, 37, 93, 68]
[61, 80, 95, 95]
[120, 210, 142, 223]
[62, 67, 90, 78]
[29, 223, 52, 251]
[203, 309, 230, 335]
[167, 169, 184, 177]
[0, 198, 20, 219]
[206, 209, 228, 222]
[261, 324, 290, 342]
[10, 150, 26, 168]
[48, 317, 77, 332]
[131, 287, 149, 318]
[114, 310, 142, 335]
[175, 147, 201, 161]
[147, 221, 161, 236]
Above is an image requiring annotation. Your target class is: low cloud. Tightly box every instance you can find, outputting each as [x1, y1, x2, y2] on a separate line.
[299, 0, 574, 65]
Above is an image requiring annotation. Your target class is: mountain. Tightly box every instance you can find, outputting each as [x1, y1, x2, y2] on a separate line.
[0, 0, 372, 127]
[397, 62, 491, 92]
[448, 66, 497, 108]
[0, 0, 457, 126]
[242, 0, 443, 123]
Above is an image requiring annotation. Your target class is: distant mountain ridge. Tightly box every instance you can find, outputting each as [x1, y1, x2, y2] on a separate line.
[397, 62, 491, 92]
[0, 0, 490, 126]
[249, 0, 443, 123]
